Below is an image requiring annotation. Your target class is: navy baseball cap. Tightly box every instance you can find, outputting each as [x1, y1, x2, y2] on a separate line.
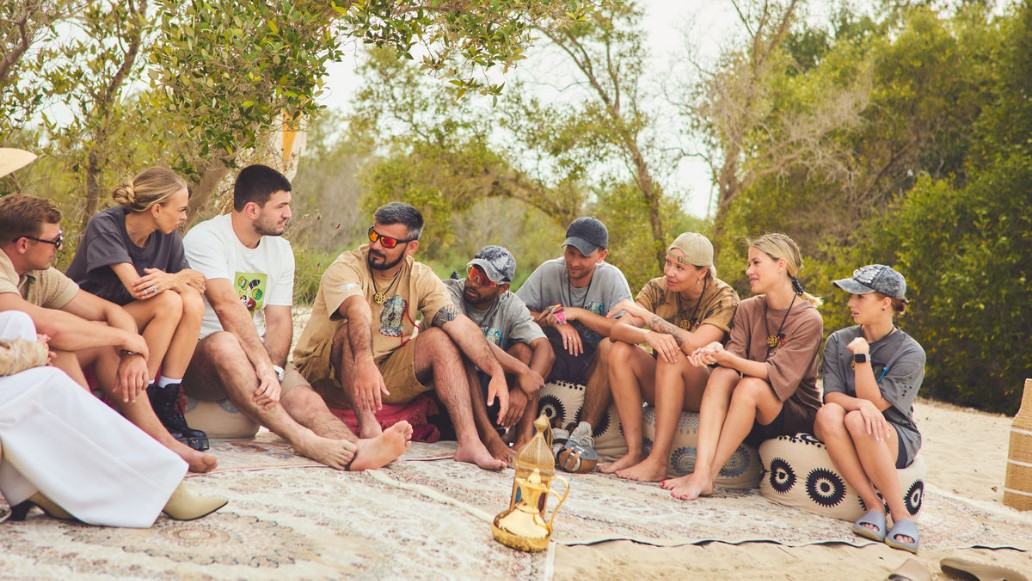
[563, 217, 608, 255]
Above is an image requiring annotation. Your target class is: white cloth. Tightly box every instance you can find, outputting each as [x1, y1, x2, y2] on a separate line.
[183, 214, 295, 339]
[0, 311, 186, 527]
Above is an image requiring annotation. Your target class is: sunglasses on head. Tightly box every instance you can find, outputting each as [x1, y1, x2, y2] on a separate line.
[19, 232, 64, 249]
[368, 226, 414, 249]
[466, 265, 499, 287]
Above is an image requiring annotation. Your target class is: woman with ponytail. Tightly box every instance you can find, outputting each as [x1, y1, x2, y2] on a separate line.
[815, 265, 924, 553]
[67, 167, 209, 451]
[662, 233, 824, 501]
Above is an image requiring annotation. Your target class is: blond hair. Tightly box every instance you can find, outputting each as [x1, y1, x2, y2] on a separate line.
[750, 233, 822, 307]
[111, 167, 188, 213]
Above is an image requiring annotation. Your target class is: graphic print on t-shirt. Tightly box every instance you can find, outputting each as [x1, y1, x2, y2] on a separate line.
[482, 326, 503, 346]
[235, 272, 267, 312]
[379, 295, 407, 337]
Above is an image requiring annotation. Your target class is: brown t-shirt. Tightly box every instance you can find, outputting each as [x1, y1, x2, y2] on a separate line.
[293, 245, 452, 382]
[635, 276, 740, 334]
[0, 250, 79, 309]
[725, 295, 823, 422]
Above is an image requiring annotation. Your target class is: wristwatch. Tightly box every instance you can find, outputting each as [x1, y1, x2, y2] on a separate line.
[852, 353, 869, 364]
[272, 364, 285, 381]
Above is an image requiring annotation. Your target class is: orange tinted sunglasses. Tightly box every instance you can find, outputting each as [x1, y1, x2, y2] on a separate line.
[466, 265, 498, 287]
[368, 226, 414, 249]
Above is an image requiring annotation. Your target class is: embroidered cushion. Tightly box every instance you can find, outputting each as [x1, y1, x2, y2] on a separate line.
[759, 433, 926, 522]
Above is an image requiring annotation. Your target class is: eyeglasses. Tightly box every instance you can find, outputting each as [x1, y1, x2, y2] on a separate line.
[368, 226, 414, 249]
[19, 232, 64, 249]
[466, 265, 498, 287]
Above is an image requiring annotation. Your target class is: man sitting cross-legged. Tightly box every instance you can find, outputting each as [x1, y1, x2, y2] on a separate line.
[443, 246, 554, 462]
[293, 202, 510, 470]
[0, 191, 216, 474]
[182, 165, 411, 470]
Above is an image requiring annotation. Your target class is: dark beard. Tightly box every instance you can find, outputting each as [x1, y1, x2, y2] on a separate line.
[368, 251, 404, 271]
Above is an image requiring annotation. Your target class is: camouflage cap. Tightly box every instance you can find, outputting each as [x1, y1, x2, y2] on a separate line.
[468, 245, 516, 284]
[833, 264, 908, 302]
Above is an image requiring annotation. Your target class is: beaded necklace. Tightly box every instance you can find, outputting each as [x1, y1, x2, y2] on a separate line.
[676, 278, 708, 331]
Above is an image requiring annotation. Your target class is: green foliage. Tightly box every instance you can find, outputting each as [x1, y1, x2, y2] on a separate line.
[293, 246, 341, 305]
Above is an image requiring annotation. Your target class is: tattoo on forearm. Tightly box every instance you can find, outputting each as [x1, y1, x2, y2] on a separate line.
[649, 315, 687, 347]
[431, 304, 460, 328]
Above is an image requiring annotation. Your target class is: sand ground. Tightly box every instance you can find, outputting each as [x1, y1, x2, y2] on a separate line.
[553, 398, 1031, 579]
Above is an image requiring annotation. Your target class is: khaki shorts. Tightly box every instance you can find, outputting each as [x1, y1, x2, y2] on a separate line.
[314, 339, 431, 408]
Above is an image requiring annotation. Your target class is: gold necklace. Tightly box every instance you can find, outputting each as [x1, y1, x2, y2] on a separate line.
[370, 263, 403, 305]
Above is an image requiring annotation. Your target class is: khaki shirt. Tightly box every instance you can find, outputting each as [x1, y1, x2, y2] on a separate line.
[293, 245, 452, 382]
[0, 250, 79, 309]
[635, 276, 740, 334]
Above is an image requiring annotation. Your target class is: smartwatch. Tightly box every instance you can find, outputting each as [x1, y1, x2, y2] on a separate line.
[852, 353, 868, 365]
[272, 364, 285, 381]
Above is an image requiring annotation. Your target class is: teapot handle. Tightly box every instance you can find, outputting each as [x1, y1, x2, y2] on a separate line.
[545, 475, 570, 528]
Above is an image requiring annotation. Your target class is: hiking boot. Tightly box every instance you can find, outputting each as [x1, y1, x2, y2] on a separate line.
[147, 383, 209, 451]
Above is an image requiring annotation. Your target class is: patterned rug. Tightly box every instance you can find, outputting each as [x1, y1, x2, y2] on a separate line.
[1, 433, 1028, 580]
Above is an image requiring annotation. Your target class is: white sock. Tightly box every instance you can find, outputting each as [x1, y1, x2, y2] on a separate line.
[157, 376, 182, 388]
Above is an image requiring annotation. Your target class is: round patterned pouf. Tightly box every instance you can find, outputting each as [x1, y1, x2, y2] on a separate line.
[759, 433, 926, 522]
[184, 396, 260, 440]
[538, 380, 627, 461]
[641, 405, 762, 489]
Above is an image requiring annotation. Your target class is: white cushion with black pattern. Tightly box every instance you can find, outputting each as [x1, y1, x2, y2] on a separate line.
[641, 405, 762, 489]
[538, 380, 627, 461]
[759, 433, 926, 522]
[184, 396, 260, 440]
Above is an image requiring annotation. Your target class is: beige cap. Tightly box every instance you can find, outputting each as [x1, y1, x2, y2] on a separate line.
[0, 148, 37, 179]
[668, 232, 716, 277]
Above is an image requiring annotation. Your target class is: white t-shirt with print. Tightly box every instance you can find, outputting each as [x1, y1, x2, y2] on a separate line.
[183, 214, 295, 339]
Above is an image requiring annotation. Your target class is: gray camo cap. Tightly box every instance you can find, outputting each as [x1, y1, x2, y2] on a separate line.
[833, 264, 908, 302]
[468, 245, 516, 284]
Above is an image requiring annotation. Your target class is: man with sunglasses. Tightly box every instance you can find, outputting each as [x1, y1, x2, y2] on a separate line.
[182, 165, 412, 472]
[517, 217, 632, 469]
[294, 202, 510, 470]
[443, 246, 555, 461]
[0, 189, 218, 474]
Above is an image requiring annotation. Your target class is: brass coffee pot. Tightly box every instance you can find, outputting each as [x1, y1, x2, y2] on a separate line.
[492, 468, 569, 552]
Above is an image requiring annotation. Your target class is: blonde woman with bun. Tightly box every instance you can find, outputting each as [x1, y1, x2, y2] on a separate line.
[663, 233, 824, 501]
[67, 167, 208, 451]
[599, 232, 740, 481]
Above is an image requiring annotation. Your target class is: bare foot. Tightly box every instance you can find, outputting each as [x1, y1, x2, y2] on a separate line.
[616, 458, 668, 482]
[599, 452, 642, 474]
[486, 435, 515, 465]
[455, 440, 506, 471]
[171, 440, 218, 473]
[668, 473, 713, 500]
[294, 434, 357, 470]
[350, 422, 414, 471]
[660, 473, 692, 490]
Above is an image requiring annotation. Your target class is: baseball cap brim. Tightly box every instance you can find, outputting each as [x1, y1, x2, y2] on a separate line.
[832, 278, 876, 295]
[467, 258, 508, 284]
[563, 236, 600, 255]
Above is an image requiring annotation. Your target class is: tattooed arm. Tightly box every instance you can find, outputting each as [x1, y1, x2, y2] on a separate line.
[433, 305, 509, 419]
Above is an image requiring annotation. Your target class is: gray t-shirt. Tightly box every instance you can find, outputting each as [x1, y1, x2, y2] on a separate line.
[822, 325, 925, 461]
[443, 278, 545, 349]
[66, 207, 190, 306]
[515, 257, 632, 347]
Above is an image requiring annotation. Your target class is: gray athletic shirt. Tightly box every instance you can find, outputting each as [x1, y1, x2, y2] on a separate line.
[515, 257, 632, 347]
[822, 325, 925, 460]
[66, 207, 189, 306]
[443, 278, 545, 349]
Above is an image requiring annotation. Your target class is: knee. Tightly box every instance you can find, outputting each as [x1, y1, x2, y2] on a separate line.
[732, 377, 769, 405]
[507, 342, 531, 364]
[201, 331, 243, 360]
[842, 410, 871, 437]
[151, 289, 184, 319]
[608, 340, 634, 360]
[814, 403, 846, 436]
[420, 327, 459, 357]
[179, 287, 205, 320]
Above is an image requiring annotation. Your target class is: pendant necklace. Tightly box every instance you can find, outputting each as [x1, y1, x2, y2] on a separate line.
[370, 262, 404, 305]
[564, 268, 595, 310]
[763, 294, 796, 357]
[676, 277, 708, 331]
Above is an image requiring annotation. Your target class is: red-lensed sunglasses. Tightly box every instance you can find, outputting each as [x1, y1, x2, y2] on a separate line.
[466, 265, 498, 287]
[368, 226, 415, 249]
